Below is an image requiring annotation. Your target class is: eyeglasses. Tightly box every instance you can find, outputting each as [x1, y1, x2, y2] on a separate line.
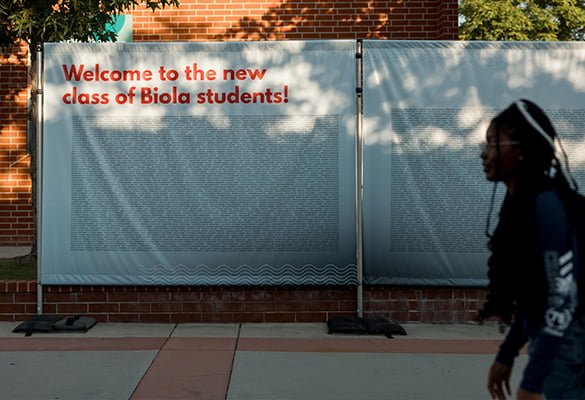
[479, 141, 521, 153]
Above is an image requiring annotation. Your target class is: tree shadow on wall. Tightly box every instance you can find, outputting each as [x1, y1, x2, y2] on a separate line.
[209, 0, 403, 41]
[0, 45, 33, 252]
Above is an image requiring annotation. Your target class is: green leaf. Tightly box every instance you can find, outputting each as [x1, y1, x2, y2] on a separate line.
[0, 0, 181, 47]
[459, 0, 585, 41]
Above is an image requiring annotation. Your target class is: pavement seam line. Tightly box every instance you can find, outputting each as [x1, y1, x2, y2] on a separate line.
[224, 322, 242, 400]
[128, 323, 179, 399]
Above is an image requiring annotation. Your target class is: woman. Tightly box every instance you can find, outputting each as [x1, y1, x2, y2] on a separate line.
[479, 99, 585, 400]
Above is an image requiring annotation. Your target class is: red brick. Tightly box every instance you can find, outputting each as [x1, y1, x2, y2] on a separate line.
[4, 282, 18, 292]
[151, 302, 182, 312]
[138, 293, 170, 302]
[169, 292, 200, 302]
[307, 301, 340, 312]
[339, 301, 357, 312]
[171, 313, 202, 323]
[245, 302, 276, 312]
[364, 289, 390, 300]
[296, 312, 327, 322]
[201, 313, 235, 323]
[408, 311, 422, 321]
[13, 293, 34, 303]
[276, 302, 308, 312]
[242, 290, 276, 301]
[0, 303, 25, 313]
[89, 303, 120, 313]
[140, 313, 171, 323]
[38, 303, 57, 314]
[389, 288, 422, 300]
[79, 293, 108, 303]
[214, 302, 245, 313]
[201, 291, 246, 302]
[108, 293, 139, 302]
[390, 311, 411, 322]
[183, 302, 214, 313]
[57, 304, 89, 314]
[44, 293, 77, 303]
[265, 312, 296, 322]
[120, 303, 151, 313]
[0, 293, 13, 302]
[109, 313, 140, 323]
[233, 312, 265, 322]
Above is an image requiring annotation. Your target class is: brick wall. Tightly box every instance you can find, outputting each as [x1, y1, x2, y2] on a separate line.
[0, 282, 486, 323]
[0, 43, 33, 246]
[131, 0, 459, 41]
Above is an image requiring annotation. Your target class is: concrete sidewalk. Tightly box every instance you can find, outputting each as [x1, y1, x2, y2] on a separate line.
[0, 321, 527, 400]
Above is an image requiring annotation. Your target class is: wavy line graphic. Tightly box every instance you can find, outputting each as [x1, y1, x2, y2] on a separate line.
[138, 263, 358, 286]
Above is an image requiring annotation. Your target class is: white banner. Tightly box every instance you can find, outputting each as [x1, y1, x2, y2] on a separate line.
[42, 41, 357, 285]
[43, 40, 585, 287]
[362, 41, 585, 285]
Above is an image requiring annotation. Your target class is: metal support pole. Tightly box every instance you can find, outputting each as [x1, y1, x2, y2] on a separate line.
[355, 40, 364, 317]
[34, 43, 44, 315]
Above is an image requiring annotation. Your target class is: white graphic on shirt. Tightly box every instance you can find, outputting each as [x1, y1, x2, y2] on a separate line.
[543, 250, 577, 338]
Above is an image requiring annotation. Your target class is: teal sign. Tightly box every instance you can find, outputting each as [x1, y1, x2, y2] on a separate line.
[106, 15, 132, 42]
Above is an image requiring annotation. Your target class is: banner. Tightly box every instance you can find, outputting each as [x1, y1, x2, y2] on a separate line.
[42, 41, 357, 285]
[362, 41, 585, 285]
[42, 40, 585, 287]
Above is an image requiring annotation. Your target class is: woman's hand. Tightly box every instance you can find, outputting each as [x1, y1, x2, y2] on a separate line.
[488, 361, 512, 399]
[516, 388, 543, 400]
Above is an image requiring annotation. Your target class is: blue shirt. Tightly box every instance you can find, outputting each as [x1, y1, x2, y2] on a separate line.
[494, 190, 578, 393]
